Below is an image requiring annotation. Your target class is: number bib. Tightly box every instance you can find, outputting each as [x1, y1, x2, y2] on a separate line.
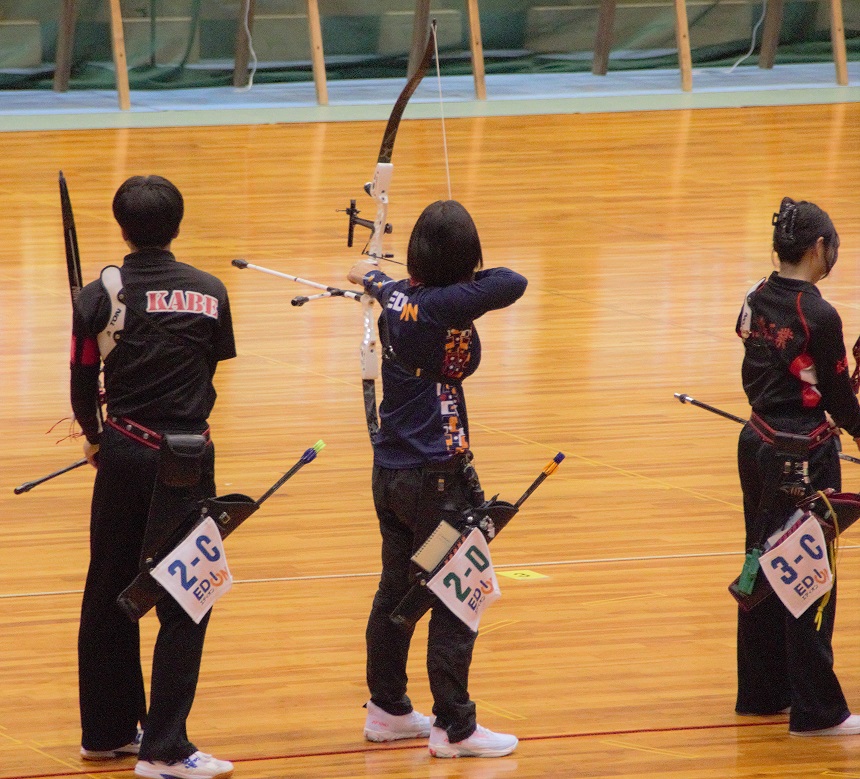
[426, 529, 500, 632]
[150, 516, 233, 624]
[759, 515, 833, 618]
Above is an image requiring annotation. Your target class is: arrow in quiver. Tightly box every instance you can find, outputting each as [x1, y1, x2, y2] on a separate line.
[729, 491, 860, 612]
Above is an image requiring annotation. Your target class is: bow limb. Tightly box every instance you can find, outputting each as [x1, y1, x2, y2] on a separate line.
[365, 20, 437, 263]
[357, 21, 437, 442]
[15, 173, 93, 495]
[59, 171, 83, 305]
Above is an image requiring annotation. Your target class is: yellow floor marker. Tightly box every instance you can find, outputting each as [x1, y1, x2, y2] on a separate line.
[498, 569, 548, 580]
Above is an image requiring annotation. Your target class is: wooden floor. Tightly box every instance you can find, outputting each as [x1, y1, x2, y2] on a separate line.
[3, 103, 860, 779]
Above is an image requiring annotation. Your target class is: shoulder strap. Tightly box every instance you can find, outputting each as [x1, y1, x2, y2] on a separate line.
[97, 265, 126, 359]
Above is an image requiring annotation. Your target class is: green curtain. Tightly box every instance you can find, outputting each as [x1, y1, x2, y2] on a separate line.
[0, 0, 856, 90]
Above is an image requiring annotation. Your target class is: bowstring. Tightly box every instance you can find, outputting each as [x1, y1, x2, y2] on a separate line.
[432, 23, 453, 200]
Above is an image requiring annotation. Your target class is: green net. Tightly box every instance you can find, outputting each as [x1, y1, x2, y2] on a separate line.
[0, 0, 857, 91]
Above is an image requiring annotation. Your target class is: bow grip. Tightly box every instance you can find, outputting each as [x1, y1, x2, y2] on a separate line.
[367, 162, 393, 203]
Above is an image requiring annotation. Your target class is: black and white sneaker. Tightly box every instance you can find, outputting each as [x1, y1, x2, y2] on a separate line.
[80, 727, 142, 761]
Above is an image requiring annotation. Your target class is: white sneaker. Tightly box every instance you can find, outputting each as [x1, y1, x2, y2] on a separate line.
[81, 727, 142, 760]
[429, 724, 518, 758]
[364, 700, 433, 742]
[134, 750, 234, 779]
[791, 713, 860, 736]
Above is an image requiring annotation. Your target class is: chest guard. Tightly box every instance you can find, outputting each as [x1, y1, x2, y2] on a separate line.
[97, 265, 126, 359]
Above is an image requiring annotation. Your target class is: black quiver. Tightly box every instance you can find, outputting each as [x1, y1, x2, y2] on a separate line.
[389, 498, 519, 630]
[116, 434, 259, 622]
[729, 491, 860, 611]
[117, 492, 260, 621]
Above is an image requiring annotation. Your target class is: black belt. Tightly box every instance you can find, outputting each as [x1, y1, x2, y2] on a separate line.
[425, 452, 474, 473]
[106, 416, 210, 450]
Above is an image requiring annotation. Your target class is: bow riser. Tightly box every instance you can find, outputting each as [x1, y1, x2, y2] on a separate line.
[366, 162, 394, 262]
[360, 295, 380, 384]
[346, 21, 437, 442]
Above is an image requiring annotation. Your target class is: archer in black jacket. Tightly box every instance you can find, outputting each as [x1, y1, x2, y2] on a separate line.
[71, 176, 236, 779]
[735, 197, 860, 737]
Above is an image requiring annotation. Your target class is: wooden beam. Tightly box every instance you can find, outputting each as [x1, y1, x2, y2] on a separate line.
[466, 0, 487, 100]
[234, 0, 255, 88]
[759, 0, 784, 70]
[307, 0, 328, 105]
[107, 0, 131, 110]
[53, 0, 78, 93]
[674, 0, 693, 92]
[830, 0, 848, 85]
[592, 0, 615, 76]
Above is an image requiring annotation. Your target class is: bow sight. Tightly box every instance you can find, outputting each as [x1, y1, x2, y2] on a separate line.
[342, 198, 393, 259]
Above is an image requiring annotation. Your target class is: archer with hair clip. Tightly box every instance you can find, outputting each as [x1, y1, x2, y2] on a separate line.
[735, 197, 860, 735]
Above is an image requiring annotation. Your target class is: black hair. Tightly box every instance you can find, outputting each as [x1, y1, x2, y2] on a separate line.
[772, 197, 839, 271]
[407, 200, 483, 287]
[112, 175, 184, 249]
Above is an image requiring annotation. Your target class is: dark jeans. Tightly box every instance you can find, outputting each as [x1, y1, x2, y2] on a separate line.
[735, 423, 848, 732]
[79, 425, 215, 761]
[367, 460, 482, 743]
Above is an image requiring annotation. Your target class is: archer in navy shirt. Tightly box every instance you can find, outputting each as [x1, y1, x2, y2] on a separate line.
[349, 200, 526, 759]
[359, 266, 527, 468]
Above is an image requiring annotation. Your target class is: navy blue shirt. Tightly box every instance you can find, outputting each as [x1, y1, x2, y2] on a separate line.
[362, 267, 527, 468]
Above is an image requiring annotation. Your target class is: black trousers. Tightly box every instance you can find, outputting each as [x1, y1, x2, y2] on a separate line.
[367, 460, 482, 744]
[78, 424, 215, 761]
[735, 423, 848, 732]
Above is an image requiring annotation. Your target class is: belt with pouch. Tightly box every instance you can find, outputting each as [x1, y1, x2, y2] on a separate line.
[106, 415, 211, 450]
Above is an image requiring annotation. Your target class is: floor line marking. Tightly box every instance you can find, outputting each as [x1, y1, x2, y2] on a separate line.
[600, 738, 699, 758]
[477, 619, 519, 636]
[2, 719, 791, 779]
[3, 546, 859, 600]
[0, 730, 109, 779]
[471, 699, 527, 721]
